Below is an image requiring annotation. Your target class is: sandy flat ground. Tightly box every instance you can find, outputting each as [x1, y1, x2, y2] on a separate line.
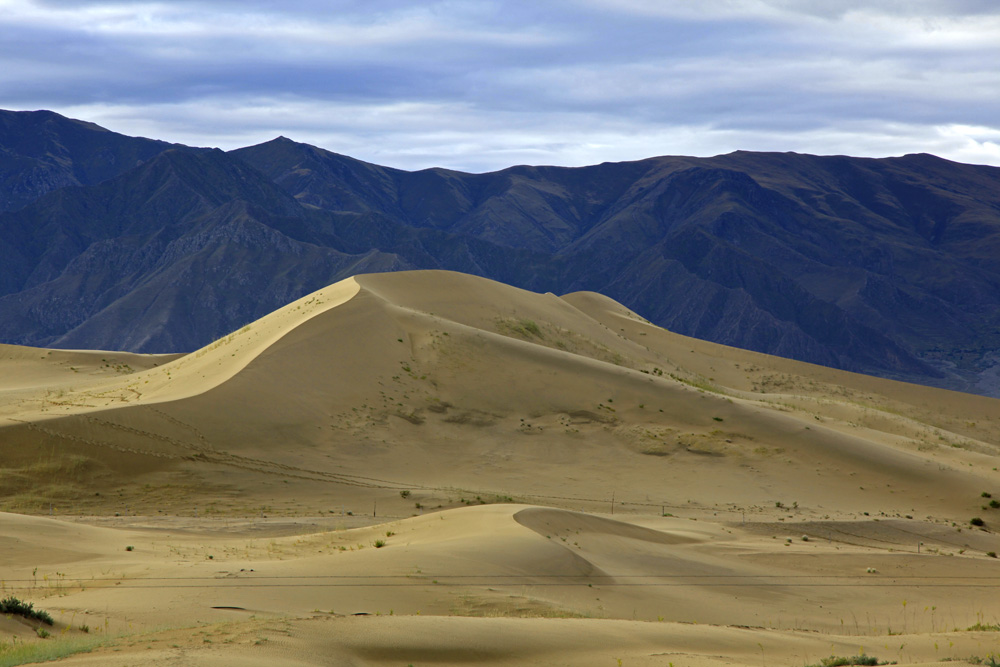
[1, 269, 999, 665]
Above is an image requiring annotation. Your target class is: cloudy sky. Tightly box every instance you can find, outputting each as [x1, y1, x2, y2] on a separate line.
[2, 0, 999, 172]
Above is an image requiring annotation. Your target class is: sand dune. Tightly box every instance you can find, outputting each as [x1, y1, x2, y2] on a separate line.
[1, 269, 999, 665]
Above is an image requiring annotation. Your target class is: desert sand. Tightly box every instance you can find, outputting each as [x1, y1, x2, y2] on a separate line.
[1, 270, 998, 665]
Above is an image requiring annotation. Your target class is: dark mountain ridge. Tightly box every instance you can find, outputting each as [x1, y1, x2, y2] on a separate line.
[2, 110, 998, 395]
[0, 109, 183, 213]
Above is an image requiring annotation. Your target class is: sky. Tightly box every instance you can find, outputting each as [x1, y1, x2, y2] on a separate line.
[2, 0, 999, 172]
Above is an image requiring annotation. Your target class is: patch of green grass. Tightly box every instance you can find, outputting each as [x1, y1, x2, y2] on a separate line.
[0, 634, 112, 667]
[0, 597, 53, 625]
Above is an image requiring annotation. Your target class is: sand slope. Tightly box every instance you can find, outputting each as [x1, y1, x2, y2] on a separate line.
[1, 269, 999, 665]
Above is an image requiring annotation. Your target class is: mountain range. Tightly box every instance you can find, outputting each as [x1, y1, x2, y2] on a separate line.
[1, 108, 998, 395]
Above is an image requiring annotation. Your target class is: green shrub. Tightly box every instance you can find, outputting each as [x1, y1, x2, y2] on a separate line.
[814, 656, 883, 667]
[971, 517, 985, 527]
[0, 596, 53, 625]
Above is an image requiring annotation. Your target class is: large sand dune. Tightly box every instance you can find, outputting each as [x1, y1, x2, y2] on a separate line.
[1, 270, 998, 665]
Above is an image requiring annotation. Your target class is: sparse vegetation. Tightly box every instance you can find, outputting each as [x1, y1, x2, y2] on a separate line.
[970, 517, 985, 527]
[399, 490, 411, 499]
[496, 317, 543, 339]
[968, 622, 1000, 631]
[372, 539, 386, 548]
[965, 656, 1000, 667]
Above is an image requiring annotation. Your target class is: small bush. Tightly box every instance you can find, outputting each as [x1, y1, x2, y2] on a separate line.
[0, 596, 53, 625]
[36, 628, 50, 639]
[971, 517, 985, 527]
[372, 539, 386, 548]
[814, 655, 883, 667]
[125, 545, 134, 551]
[399, 490, 411, 499]
[990, 500, 1000, 509]
[79, 624, 90, 633]
[987, 551, 997, 558]
[983, 492, 993, 498]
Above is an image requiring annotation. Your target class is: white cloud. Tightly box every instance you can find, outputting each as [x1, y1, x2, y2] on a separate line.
[2, 0, 999, 171]
[52, 96, 1000, 173]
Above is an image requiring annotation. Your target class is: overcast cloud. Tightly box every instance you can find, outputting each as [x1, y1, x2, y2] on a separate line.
[2, 0, 998, 171]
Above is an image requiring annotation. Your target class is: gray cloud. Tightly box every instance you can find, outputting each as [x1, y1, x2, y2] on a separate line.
[1, 0, 998, 170]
